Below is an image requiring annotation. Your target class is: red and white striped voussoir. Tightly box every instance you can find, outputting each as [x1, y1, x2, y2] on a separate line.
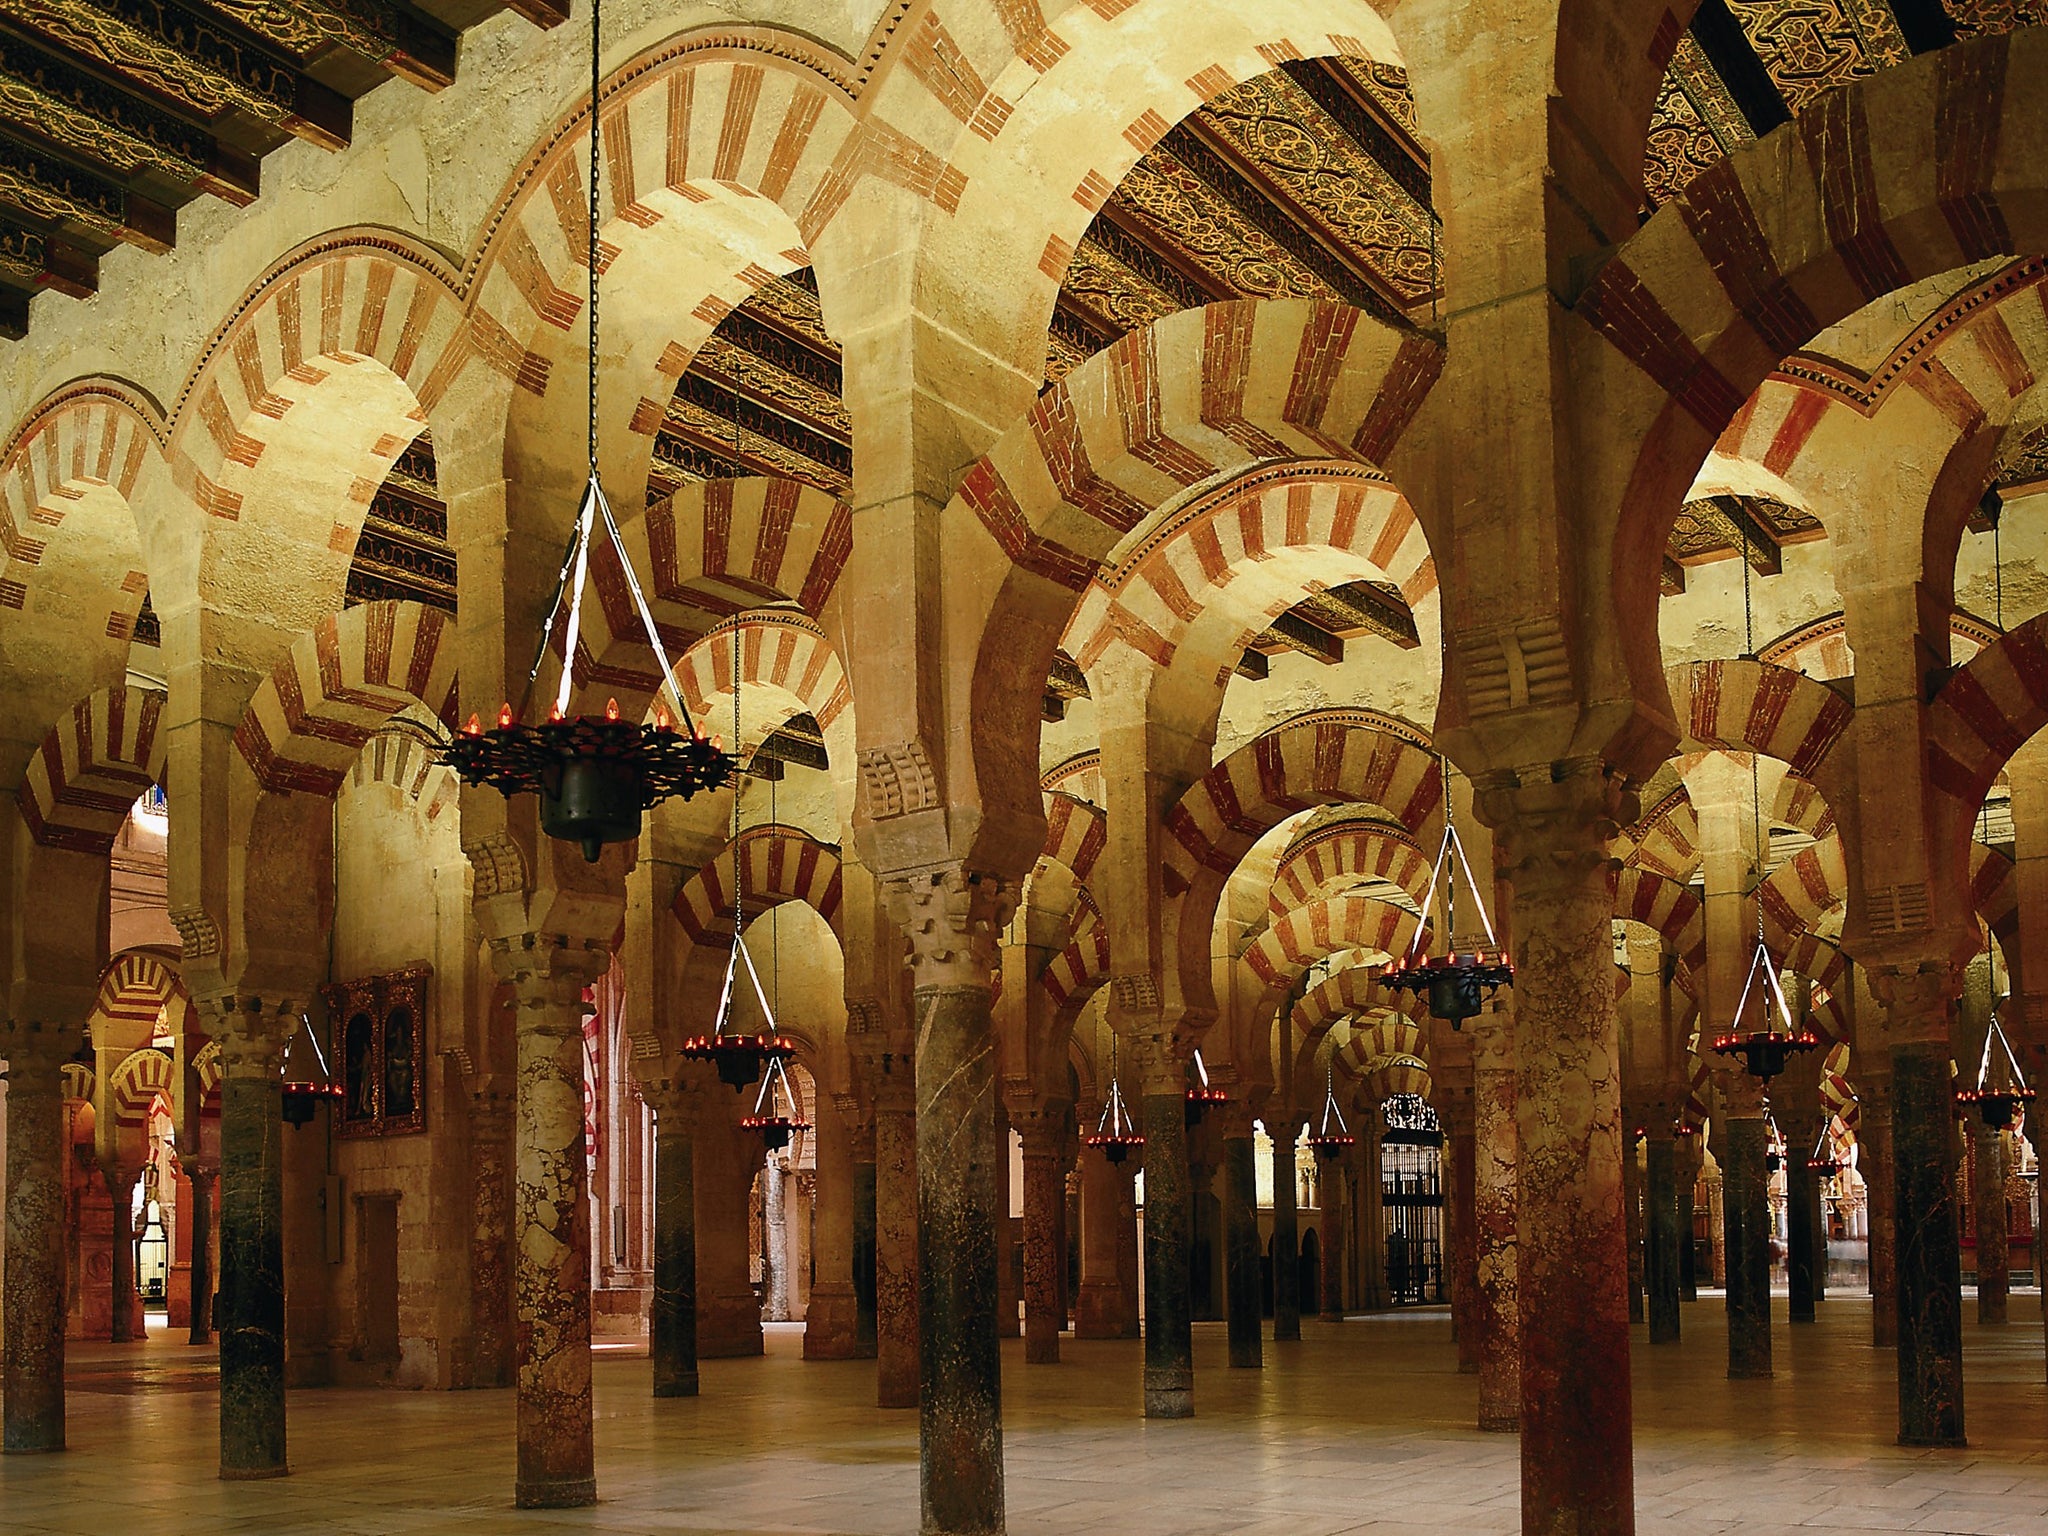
[1927, 611, 2048, 809]
[17, 685, 166, 854]
[1268, 820, 1429, 920]
[672, 609, 851, 740]
[638, 479, 852, 622]
[1040, 790, 1107, 886]
[235, 601, 458, 796]
[1162, 708, 1440, 897]
[94, 950, 182, 1037]
[1669, 659, 1853, 781]
[1973, 840, 2018, 943]
[1288, 962, 1406, 1046]
[1339, 1011, 1424, 1073]
[1065, 465, 1432, 672]
[191, 1039, 222, 1106]
[1611, 865, 1706, 979]
[671, 823, 843, 947]
[1243, 893, 1420, 992]
[107, 1045, 176, 1129]
[1039, 923, 1110, 1016]
[957, 301, 1441, 593]
[1756, 832, 1845, 952]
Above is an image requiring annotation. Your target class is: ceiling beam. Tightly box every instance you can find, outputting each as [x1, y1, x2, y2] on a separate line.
[1704, 494, 1783, 576]
[0, 210, 91, 293]
[0, 127, 173, 249]
[0, 0, 353, 150]
[500, 0, 566, 28]
[1661, 556, 1687, 596]
[0, 28, 259, 203]
[1258, 609, 1346, 666]
[198, 0, 457, 90]
[1888, 0, 1957, 53]
[1306, 580, 1421, 650]
[1235, 648, 1268, 682]
[1688, 0, 1791, 137]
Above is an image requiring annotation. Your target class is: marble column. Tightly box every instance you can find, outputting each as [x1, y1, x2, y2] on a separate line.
[695, 1113, 765, 1358]
[763, 1159, 791, 1320]
[874, 1065, 919, 1408]
[1719, 1095, 1772, 1379]
[805, 1094, 861, 1359]
[1878, 967, 1965, 1446]
[1075, 1135, 1123, 1338]
[1114, 1156, 1142, 1338]
[1786, 1136, 1821, 1325]
[994, 1106, 1019, 1340]
[853, 1153, 879, 1359]
[1138, 1044, 1194, 1417]
[1677, 1134, 1701, 1302]
[104, 1162, 139, 1343]
[1485, 773, 1634, 1535]
[187, 1164, 216, 1347]
[1320, 1155, 1347, 1319]
[1622, 1134, 1645, 1325]
[1220, 1112, 1261, 1369]
[1971, 1121, 2009, 1325]
[888, 869, 1007, 1536]
[1860, 1079, 1898, 1347]
[209, 1000, 293, 1480]
[649, 1085, 698, 1396]
[1269, 1117, 1303, 1343]
[1644, 1131, 1681, 1344]
[496, 935, 607, 1509]
[1445, 1107, 1480, 1370]
[1016, 1109, 1067, 1365]
[466, 1086, 515, 1388]
[1472, 1007, 1519, 1431]
[2, 1021, 71, 1453]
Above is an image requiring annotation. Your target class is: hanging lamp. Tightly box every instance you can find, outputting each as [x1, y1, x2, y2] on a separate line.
[1305, 1062, 1355, 1161]
[281, 1012, 343, 1127]
[1184, 1046, 1227, 1127]
[1762, 1109, 1785, 1174]
[1955, 1004, 2035, 1129]
[742, 1053, 811, 1151]
[682, 622, 798, 1090]
[440, 0, 733, 858]
[1708, 532, 1817, 1081]
[1085, 1035, 1144, 1164]
[1383, 758, 1512, 1028]
[1805, 1116, 1842, 1176]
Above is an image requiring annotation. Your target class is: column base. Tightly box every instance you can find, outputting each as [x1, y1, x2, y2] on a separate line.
[516, 1476, 597, 1508]
[1073, 1285, 1122, 1338]
[1478, 1411, 1519, 1434]
[1728, 1365, 1773, 1381]
[1143, 1369, 1192, 1419]
[1898, 1432, 1968, 1449]
[804, 1288, 861, 1360]
[1024, 1329, 1060, 1365]
[220, 1462, 288, 1481]
[652, 1372, 699, 1398]
[3, 1439, 65, 1455]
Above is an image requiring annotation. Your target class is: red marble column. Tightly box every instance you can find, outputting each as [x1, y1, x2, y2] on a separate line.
[465, 1085, 515, 1387]
[1472, 1006, 1519, 1432]
[695, 1110, 765, 1358]
[1971, 1121, 2009, 1325]
[1075, 1130, 1124, 1338]
[186, 1164, 217, 1347]
[1486, 773, 1634, 1535]
[2, 1022, 71, 1453]
[1320, 1156, 1347, 1319]
[104, 1161, 141, 1343]
[873, 1062, 919, 1408]
[805, 1092, 861, 1360]
[1015, 1108, 1068, 1364]
[1220, 1109, 1261, 1370]
[1268, 1116, 1304, 1343]
[496, 935, 608, 1509]
[1113, 1154, 1141, 1338]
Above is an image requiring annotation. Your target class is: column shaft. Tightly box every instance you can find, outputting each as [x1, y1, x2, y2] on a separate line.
[1787, 1151, 1819, 1325]
[1270, 1127, 1301, 1342]
[1141, 1090, 1194, 1417]
[1320, 1160, 1347, 1318]
[107, 1165, 138, 1343]
[853, 1158, 879, 1358]
[1677, 1139, 1700, 1302]
[875, 1094, 919, 1408]
[188, 1167, 216, 1347]
[1474, 1020, 1519, 1432]
[1075, 1144, 1123, 1338]
[467, 1096, 514, 1388]
[217, 1024, 287, 1480]
[652, 1117, 697, 1396]
[1222, 1132, 1261, 1369]
[1972, 1123, 2008, 1325]
[2, 1041, 66, 1453]
[1020, 1135, 1064, 1364]
[806, 1100, 860, 1359]
[1721, 1114, 1772, 1379]
[1644, 1136, 1681, 1344]
[1893, 1040, 1965, 1445]
[916, 982, 1004, 1536]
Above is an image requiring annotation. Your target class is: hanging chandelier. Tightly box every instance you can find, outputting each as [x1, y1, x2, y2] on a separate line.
[1805, 1117, 1843, 1176]
[1084, 1037, 1144, 1164]
[281, 1012, 342, 1127]
[1184, 1047, 1227, 1127]
[1305, 1063, 1355, 1162]
[1383, 761, 1511, 1028]
[741, 1053, 810, 1151]
[681, 622, 797, 1091]
[1955, 1004, 2035, 1129]
[1762, 1110, 1785, 1174]
[440, 0, 732, 859]
[1709, 743, 1816, 1080]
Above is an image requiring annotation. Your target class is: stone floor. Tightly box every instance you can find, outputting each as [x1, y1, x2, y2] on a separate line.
[5, 1297, 2048, 1535]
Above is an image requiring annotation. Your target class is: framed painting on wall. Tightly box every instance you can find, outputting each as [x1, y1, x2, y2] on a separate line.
[320, 965, 431, 1138]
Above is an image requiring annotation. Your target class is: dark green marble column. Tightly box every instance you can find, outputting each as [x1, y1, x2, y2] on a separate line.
[187, 1165, 216, 1347]
[915, 976, 1004, 1536]
[651, 1093, 698, 1398]
[1141, 1083, 1194, 1417]
[1677, 1135, 1700, 1302]
[1269, 1119, 1302, 1342]
[1222, 1125, 1260, 1369]
[2, 1024, 69, 1454]
[1721, 1113, 1771, 1379]
[853, 1158, 879, 1359]
[215, 1009, 288, 1479]
[1893, 1039, 1965, 1446]
[1644, 1134, 1681, 1344]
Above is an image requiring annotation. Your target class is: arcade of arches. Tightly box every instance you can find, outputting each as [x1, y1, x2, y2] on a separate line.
[3, 2, 2048, 1534]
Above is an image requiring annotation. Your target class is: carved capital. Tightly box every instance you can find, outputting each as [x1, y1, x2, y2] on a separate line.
[1476, 756, 1635, 905]
[196, 994, 299, 1076]
[0, 1017, 83, 1075]
[1868, 960, 1962, 1047]
[882, 865, 1012, 990]
[489, 933, 608, 1038]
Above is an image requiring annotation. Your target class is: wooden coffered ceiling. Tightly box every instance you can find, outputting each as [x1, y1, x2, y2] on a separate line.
[0, 0, 561, 336]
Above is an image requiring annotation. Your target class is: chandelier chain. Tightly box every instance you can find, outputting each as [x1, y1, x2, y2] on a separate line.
[586, 0, 600, 476]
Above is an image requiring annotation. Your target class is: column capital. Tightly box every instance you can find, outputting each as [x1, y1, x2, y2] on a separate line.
[194, 994, 302, 1075]
[881, 864, 1013, 989]
[489, 933, 609, 1037]
[1867, 960, 1963, 1048]
[1009, 1100, 1073, 1151]
[0, 1016, 83, 1071]
[1474, 757, 1635, 902]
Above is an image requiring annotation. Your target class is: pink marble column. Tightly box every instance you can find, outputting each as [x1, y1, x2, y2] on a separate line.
[1075, 1128, 1124, 1338]
[1483, 771, 1633, 1534]
[1014, 1107, 1068, 1364]
[2, 1021, 72, 1453]
[695, 1109, 765, 1358]
[466, 1084, 516, 1388]
[103, 1161, 142, 1343]
[1472, 1006, 1519, 1432]
[495, 935, 608, 1509]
